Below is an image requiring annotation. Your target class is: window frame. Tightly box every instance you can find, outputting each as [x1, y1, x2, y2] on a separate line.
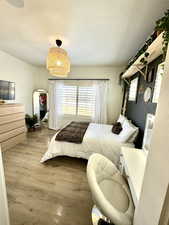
[61, 84, 95, 118]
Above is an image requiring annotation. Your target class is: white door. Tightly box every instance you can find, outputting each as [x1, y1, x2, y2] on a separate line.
[0, 148, 10, 225]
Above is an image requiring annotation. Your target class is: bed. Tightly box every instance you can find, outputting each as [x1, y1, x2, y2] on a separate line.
[41, 119, 137, 165]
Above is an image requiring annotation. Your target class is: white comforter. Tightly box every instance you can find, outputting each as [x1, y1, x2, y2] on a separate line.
[41, 123, 133, 165]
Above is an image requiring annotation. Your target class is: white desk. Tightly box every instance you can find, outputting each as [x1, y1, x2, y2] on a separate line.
[120, 147, 147, 207]
[0, 148, 10, 225]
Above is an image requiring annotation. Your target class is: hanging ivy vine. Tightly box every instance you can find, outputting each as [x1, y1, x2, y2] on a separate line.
[155, 9, 169, 58]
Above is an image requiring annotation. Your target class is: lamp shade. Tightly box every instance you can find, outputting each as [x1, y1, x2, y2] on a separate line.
[46, 46, 70, 77]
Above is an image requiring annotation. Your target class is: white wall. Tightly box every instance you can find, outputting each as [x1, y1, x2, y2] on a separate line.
[0, 50, 38, 114]
[34, 66, 124, 123]
[0, 50, 124, 121]
[134, 46, 169, 225]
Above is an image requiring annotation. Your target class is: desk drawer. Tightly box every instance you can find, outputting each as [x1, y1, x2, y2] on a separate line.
[122, 160, 137, 206]
[119, 154, 125, 174]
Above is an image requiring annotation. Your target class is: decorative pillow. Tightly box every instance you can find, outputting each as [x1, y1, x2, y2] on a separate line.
[117, 114, 127, 126]
[112, 122, 122, 134]
[127, 122, 139, 143]
[119, 119, 137, 143]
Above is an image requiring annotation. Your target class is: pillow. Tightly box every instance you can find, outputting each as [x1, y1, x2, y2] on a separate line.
[127, 122, 139, 143]
[112, 122, 122, 134]
[119, 119, 137, 143]
[117, 114, 127, 125]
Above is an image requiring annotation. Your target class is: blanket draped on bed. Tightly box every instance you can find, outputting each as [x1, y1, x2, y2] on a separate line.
[55, 121, 89, 144]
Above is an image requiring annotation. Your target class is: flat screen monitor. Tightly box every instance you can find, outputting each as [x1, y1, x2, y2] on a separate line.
[0, 80, 15, 100]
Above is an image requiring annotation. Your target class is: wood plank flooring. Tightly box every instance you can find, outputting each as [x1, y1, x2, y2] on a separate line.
[2, 128, 93, 225]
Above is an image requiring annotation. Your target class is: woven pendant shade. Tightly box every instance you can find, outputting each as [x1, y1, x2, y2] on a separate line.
[46, 42, 70, 77]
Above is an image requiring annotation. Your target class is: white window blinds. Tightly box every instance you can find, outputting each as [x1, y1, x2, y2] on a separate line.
[78, 86, 95, 117]
[61, 84, 96, 117]
[62, 85, 77, 115]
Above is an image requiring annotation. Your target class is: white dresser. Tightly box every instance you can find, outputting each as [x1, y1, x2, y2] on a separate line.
[120, 147, 147, 207]
[0, 103, 26, 152]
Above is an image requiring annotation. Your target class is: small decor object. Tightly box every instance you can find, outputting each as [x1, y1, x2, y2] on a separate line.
[152, 62, 164, 103]
[128, 77, 139, 102]
[47, 39, 70, 77]
[155, 9, 169, 59]
[140, 52, 150, 66]
[25, 114, 38, 131]
[112, 122, 122, 134]
[146, 67, 155, 83]
[144, 87, 152, 103]
[0, 99, 5, 104]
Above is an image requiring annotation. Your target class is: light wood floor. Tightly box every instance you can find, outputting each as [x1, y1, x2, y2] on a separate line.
[3, 128, 93, 225]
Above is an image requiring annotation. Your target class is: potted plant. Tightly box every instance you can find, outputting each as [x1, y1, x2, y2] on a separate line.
[155, 9, 169, 58]
[25, 114, 38, 131]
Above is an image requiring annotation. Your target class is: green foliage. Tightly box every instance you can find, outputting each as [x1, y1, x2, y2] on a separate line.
[155, 9, 169, 58]
[126, 32, 156, 70]
[25, 114, 38, 128]
[119, 9, 169, 81]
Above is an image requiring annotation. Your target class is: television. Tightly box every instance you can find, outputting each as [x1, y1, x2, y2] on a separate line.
[0, 80, 15, 100]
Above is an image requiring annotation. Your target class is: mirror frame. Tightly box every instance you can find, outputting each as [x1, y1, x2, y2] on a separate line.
[32, 89, 48, 117]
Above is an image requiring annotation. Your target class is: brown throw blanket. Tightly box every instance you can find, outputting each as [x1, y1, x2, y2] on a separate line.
[55, 121, 89, 144]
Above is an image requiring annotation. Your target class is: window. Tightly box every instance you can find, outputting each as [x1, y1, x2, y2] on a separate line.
[128, 77, 139, 101]
[61, 84, 96, 117]
[62, 85, 77, 115]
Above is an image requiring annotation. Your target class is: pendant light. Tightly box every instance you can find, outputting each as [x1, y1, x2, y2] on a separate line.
[47, 39, 70, 77]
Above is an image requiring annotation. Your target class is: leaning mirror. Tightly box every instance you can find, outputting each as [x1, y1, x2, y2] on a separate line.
[33, 89, 48, 123]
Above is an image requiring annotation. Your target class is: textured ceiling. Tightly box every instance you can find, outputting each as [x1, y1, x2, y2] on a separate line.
[0, 0, 168, 66]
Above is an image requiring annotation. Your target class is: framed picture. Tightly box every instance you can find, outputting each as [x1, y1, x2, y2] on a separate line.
[152, 62, 164, 103]
[128, 77, 139, 102]
[146, 67, 155, 83]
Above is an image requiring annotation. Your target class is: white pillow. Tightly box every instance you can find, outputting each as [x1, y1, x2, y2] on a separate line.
[117, 114, 127, 125]
[127, 122, 139, 143]
[119, 119, 137, 143]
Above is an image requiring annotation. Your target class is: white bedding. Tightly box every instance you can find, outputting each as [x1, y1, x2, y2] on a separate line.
[41, 123, 134, 165]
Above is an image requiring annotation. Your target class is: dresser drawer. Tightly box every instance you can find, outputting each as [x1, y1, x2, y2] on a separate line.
[1, 133, 26, 152]
[0, 105, 24, 116]
[0, 112, 25, 125]
[0, 120, 25, 134]
[0, 127, 25, 143]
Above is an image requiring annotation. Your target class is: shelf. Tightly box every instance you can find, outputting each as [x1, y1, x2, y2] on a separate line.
[122, 32, 163, 79]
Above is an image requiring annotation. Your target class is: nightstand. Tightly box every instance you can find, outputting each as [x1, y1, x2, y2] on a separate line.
[120, 147, 147, 207]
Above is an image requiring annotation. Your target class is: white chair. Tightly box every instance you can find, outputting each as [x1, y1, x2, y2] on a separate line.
[87, 153, 134, 225]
